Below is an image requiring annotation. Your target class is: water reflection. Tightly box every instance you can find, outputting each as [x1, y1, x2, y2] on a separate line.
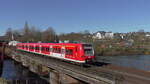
[97, 55, 150, 71]
[1, 59, 49, 84]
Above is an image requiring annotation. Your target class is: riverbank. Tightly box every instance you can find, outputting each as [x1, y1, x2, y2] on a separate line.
[95, 47, 150, 56]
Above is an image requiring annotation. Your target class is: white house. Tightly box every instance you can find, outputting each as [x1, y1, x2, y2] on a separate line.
[105, 32, 114, 38]
[146, 34, 150, 37]
[8, 41, 20, 46]
[93, 31, 114, 39]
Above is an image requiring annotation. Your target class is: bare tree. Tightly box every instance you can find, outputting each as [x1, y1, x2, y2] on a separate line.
[41, 27, 56, 42]
[23, 21, 30, 42]
[5, 28, 13, 41]
[29, 26, 42, 42]
[12, 29, 22, 41]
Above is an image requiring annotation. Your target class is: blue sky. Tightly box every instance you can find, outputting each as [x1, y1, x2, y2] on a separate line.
[0, 0, 150, 35]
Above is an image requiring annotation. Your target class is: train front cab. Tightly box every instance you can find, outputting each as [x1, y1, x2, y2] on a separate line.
[81, 43, 95, 63]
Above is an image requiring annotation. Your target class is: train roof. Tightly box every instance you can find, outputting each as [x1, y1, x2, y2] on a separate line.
[16, 43, 87, 46]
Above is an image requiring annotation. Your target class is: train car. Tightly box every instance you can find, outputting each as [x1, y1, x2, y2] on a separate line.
[16, 43, 95, 63]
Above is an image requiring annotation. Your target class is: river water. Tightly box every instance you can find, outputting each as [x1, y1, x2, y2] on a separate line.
[1, 59, 49, 84]
[97, 55, 150, 71]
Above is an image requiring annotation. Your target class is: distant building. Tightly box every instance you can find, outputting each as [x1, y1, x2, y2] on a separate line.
[93, 31, 114, 39]
[8, 41, 20, 46]
[146, 34, 150, 37]
[114, 33, 127, 39]
[105, 32, 114, 38]
[120, 33, 126, 39]
[93, 31, 105, 39]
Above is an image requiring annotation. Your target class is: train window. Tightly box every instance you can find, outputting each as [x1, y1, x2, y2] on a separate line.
[46, 48, 49, 52]
[84, 49, 93, 55]
[82, 44, 92, 47]
[29, 46, 32, 49]
[26, 46, 28, 49]
[83, 43, 94, 56]
[35, 46, 39, 50]
[53, 47, 60, 53]
[56, 48, 58, 53]
[42, 47, 45, 51]
[57, 48, 61, 53]
[53, 48, 55, 52]
[30, 46, 32, 49]
[66, 49, 73, 55]
[66, 49, 69, 55]
[69, 49, 73, 55]
[32, 46, 34, 50]
[55, 48, 58, 53]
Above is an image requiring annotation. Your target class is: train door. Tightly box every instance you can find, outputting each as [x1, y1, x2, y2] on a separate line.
[61, 46, 65, 58]
[50, 45, 53, 56]
[39, 45, 42, 53]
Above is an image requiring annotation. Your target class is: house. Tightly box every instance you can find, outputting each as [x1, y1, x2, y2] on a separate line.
[93, 31, 105, 39]
[114, 33, 127, 39]
[105, 32, 114, 38]
[93, 31, 114, 39]
[8, 41, 20, 46]
[146, 34, 150, 37]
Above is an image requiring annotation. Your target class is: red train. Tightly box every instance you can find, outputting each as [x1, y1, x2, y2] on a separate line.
[16, 43, 95, 63]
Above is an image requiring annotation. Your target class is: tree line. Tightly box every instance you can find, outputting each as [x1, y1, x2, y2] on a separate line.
[4, 22, 93, 43]
[5, 22, 58, 43]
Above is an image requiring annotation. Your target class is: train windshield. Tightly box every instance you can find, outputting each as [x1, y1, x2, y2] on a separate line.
[82, 44, 94, 56]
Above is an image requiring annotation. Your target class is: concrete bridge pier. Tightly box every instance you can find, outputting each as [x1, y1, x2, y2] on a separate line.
[49, 70, 59, 84]
[21, 55, 29, 67]
[49, 69, 84, 84]
[37, 64, 49, 76]
[29, 60, 37, 73]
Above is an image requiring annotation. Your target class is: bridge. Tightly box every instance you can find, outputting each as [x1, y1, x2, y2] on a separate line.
[2, 45, 150, 84]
